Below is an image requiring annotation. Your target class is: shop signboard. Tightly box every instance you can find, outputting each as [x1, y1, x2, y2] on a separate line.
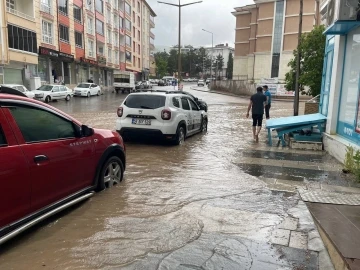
[276, 84, 295, 96]
[257, 78, 277, 95]
[80, 57, 98, 66]
[39, 46, 74, 62]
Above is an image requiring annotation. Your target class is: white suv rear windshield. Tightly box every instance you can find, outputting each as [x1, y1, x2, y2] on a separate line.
[124, 95, 166, 109]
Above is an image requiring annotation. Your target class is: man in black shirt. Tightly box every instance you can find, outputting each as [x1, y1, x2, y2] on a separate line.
[246, 86, 267, 142]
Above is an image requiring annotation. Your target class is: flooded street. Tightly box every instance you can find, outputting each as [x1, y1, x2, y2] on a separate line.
[0, 85, 340, 269]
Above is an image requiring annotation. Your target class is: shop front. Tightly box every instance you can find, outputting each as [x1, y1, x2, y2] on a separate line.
[80, 57, 98, 83]
[38, 46, 74, 84]
[321, 23, 360, 162]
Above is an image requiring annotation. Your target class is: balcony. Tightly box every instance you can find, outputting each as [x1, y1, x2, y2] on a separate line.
[7, 0, 35, 21]
[150, 31, 155, 39]
[150, 17, 155, 28]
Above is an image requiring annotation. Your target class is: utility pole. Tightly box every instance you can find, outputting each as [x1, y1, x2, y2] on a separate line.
[158, 0, 202, 82]
[202, 29, 213, 79]
[294, 0, 303, 116]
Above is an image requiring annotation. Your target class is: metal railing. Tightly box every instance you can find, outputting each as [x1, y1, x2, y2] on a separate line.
[7, 7, 35, 21]
[40, 3, 52, 14]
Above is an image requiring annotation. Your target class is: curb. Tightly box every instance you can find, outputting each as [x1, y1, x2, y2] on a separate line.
[189, 86, 307, 103]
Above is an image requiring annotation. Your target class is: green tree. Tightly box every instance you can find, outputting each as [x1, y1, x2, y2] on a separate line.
[154, 51, 169, 78]
[227, 52, 233, 79]
[215, 54, 224, 78]
[167, 49, 178, 76]
[284, 25, 326, 96]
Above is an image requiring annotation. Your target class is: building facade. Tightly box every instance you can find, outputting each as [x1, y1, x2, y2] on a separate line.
[0, 0, 155, 88]
[232, 0, 320, 82]
[318, 0, 360, 163]
[124, 0, 155, 80]
[205, 43, 234, 78]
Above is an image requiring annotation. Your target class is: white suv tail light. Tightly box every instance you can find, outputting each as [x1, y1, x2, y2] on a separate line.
[161, 109, 171, 120]
[117, 107, 123, 117]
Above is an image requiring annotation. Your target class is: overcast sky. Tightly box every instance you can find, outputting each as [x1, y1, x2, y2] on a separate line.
[147, 0, 255, 48]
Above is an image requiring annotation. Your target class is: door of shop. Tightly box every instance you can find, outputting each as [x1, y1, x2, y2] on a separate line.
[320, 36, 335, 116]
[4, 68, 23, 84]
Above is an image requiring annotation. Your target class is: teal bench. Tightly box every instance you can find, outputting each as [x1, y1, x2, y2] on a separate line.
[266, 113, 327, 146]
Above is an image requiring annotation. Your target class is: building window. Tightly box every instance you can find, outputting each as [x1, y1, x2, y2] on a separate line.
[125, 19, 131, 31]
[59, 25, 69, 43]
[126, 51, 131, 62]
[138, 44, 140, 54]
[40, 0, 51, 14]
[114, 32, 118, 46]
[113, 14, 119, 28]
[113, 0, 118, 9]
[75, 31, 82, 48]
[87, 17, 94, 34]
[133, 26, 135, 37]
[107, 29, 111, 43]
[86, 0, 93, 11]
[138, 58, 140, 68]
[125, 2, 131, 14]
[120, 18, 124, 29]
[58, 0, 68, 15]
[137, 16, 140, 27]
[7, 24, 37, 53]
[108, 49, 112, 61]
[132, 0, 135, 6]
[96, 0, 103, 13]
[133, 41, 135, 52]
[74, 5, 82, 23]
[138, 30, 140, 41]
[96, 19, 104, 35]
[42, 20, 53, 44]
[137, 1, 140, 12]
[126, 35, 131, 46]
[107, 9, 111, 24]
[270, 0, 284, 78]
[133, 56, 135, 64]
[115, 51, 119, 64]
[133, 11, 135, 23]
[88, 39, 94, 57]
[6, 0, 15, 10]
[98, 46, 104, 55]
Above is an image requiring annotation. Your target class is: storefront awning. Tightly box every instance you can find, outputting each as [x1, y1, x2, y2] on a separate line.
[324, 21, 360, 35]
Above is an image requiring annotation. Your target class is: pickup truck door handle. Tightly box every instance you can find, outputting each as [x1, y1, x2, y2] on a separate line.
[34, 155, 49, 163]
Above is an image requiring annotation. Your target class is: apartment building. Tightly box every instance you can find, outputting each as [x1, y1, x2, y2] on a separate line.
[124, 0, 156, 80]
[232, 0, 320, 82]
[0, 0, 156, 87]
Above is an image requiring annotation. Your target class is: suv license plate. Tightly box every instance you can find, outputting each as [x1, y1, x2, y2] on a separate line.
[132, 119, 151, 125]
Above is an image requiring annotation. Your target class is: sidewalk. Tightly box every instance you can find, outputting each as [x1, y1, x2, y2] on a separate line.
[229, 97, 360, 270]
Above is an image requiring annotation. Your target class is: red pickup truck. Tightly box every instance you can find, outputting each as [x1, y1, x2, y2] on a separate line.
[0, 86, 126, 245]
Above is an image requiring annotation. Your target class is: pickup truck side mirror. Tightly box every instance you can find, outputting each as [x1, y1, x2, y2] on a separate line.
[81, 125, 94, 137]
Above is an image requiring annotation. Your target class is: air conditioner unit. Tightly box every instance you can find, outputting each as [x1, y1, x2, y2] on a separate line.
[327, 0, 360, 26]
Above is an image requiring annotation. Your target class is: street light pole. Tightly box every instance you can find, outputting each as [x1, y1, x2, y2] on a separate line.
[202, 29, 213, 79]
[158, 0, 202, 82]
[294, 0, 303, 116]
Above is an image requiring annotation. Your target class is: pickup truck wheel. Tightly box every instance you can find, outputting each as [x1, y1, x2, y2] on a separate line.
[97, 156, 124, 191]
[45, 96, 51, 103]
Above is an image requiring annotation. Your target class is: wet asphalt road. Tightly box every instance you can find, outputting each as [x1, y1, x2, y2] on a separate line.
[0, 84, 337, 269]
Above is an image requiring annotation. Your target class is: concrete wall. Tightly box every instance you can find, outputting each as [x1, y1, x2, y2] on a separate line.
[278, 52, 293, 82]
[211, 80, 256, 96]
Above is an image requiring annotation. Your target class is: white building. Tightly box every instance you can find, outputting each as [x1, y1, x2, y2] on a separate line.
[204, 43, 234, 78]
[319, 0, 360, 163]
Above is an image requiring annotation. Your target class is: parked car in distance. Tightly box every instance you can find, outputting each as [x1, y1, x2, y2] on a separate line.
[74, 83, 101, 97]
[142, 81, 152, 89]
[116, 92, 208, 145]
[1, 84, 35, 99]
[0, 85, 126, 245]
[33, 84, 73, 103]
[158, 80, 166, 86]
[198, 80, 205, 87]
[135, 81, 143, 91]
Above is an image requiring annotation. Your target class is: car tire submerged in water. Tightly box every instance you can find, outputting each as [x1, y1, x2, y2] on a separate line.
[201, 118, 208, 132]
[65, 95, 71, 101]
[97, 91, 101, 96]
[173, 126, 185, 146]
[87, 92, 91, 98]
[45, 96, 51, 103]
[97, 156, 124, 191]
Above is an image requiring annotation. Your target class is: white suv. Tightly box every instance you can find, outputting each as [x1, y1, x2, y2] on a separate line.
[115, 92, 208, 145]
